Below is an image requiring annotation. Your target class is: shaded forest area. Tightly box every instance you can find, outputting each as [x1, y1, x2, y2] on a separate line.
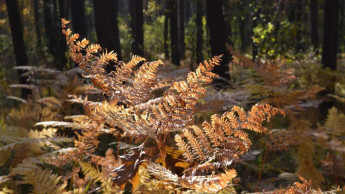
[1, 0, 345, 193]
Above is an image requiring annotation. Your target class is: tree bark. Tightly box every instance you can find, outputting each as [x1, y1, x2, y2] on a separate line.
[57, 0, 67, 70]
[319, 0, 340, 115]
[195, 0, 203, 64]
[5, 0, 32, 99]
[33, 0, 42, 47]
[178, 0, 185, 58]
[168, 0, 180, 65]
[43, 0, 57, 55]
[322, 0, 339, 71]
[295, 0, 304, 53]
[164, 7, 170, 60]
[310, 0, 319, 51]
[94, 0, 122, 60]
[206, 0, 230, 85]
[339, 0, 345, 53]
[130, 0, 144, 56]
[70, 0, 87, 37]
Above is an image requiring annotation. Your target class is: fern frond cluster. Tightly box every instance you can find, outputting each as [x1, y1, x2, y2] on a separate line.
[175, 104, 284, 162]
[62, 18, 223, 138]
[55, 19, 285, 192]
[146, 161, 237, 192]
[11, 161, 66, 194]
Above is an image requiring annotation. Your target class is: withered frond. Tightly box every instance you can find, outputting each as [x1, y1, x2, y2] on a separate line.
[175, 104, 284, 163]
[11, 161, 66, 193]
[146, 162, 237, 192]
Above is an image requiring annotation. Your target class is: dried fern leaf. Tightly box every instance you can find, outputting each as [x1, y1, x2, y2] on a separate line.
[175, 104, 284, 163]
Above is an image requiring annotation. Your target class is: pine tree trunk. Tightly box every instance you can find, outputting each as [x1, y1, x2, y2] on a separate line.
[57, 0, 67, 70]
[195, 0, 203, 64]
[206, 0, 230, 85]
[94, 0, 121, 60]
[168, 0, 180, 65]
[43, 0, 57, 55]
[5, 0, 32, 99]
[319, 0, 340, 115]
[339, 0, 345, 53]
[310, 0, 319, 52]
[322, 0, 339, 71]
[178, 0, 185, 58]
[33, 0, 42, 47]
[164, 8, 169, 60]
[70, 0, 87, 37]
[130, 0, 144, 56]
[295, 0, 304, 53]
[252, 2, 259, 61]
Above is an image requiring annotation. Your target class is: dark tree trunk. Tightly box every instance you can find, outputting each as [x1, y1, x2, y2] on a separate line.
[239, 1, 247, 53]
[168, 0, 180, 65]
[94, 0, 122, 60]
[223, 1, 232, 45]
[196, 0, 203, 64]
[164, 7, 170, 60]
[252, 3, 259, 61]
[339, 0, 345, 53]
[319, 0, 340, 115]
[295, 0, 304, 53]
[206, 0, 230, 85]
[130, 0, 144, 56]
[70, 0, 87, 37]
[43, 0, 57, 55]
[322, 0, 339, 71]
[184, 0, 192, 22]
[33, 0, 42, 47]
[5, 0, 32, 99]
[310, 0, 319, 51]
[57, 0, 67, 70]
[178, 0, 185, 58]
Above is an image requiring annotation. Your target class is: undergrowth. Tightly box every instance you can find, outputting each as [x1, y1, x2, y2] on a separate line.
[0, 18, 344, 193]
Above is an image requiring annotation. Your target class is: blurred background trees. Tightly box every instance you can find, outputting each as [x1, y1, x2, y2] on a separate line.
[3, 0, 344, 94]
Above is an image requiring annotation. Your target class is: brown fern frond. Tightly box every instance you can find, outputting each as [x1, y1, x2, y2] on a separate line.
[179, 169, 237, 192]
[175, 104, 284, 163]
[146, 162, 237, 193]
[189, 126, 212, 154]
[175, 135, 194, 162]
[183, 129, 205, 161]
[11, 161, 66, 193]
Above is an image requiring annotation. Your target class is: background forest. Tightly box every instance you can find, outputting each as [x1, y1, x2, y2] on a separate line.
[1, 0, 345, 193]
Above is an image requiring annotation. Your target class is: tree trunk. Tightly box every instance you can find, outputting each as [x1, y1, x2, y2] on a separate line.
[322, 0, 339, 71]
[94, 0, 121, 60]
[319, 0, 340, 115]
[178, 0, 185, 58]
[295, 0, 304, 53]
[339, 0, 345, 53]
[252, 2, 259, 61]
[206, 0, 230, 85]
[70, 0, 87, 37]
[164, 7, 169, 60]
[168, 0, 180, 65]
[310, 0, 319, 52]
[130, 0, 144, 56]
[57, 0, 67, 70]
[33, 0, 42, 47]
[239, 1, 247, 53]
[195, 0, 203, 64]
[5, 0, 32, 99]
[43, 0, 57, 55]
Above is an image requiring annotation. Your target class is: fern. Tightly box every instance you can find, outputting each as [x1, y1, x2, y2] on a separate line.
[11, 161, 66, 194]
[146, 162, 237, 192]
[175, 104, 284, 163]
[79, 161, 120, 193]
[58, 19, 286, 192]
